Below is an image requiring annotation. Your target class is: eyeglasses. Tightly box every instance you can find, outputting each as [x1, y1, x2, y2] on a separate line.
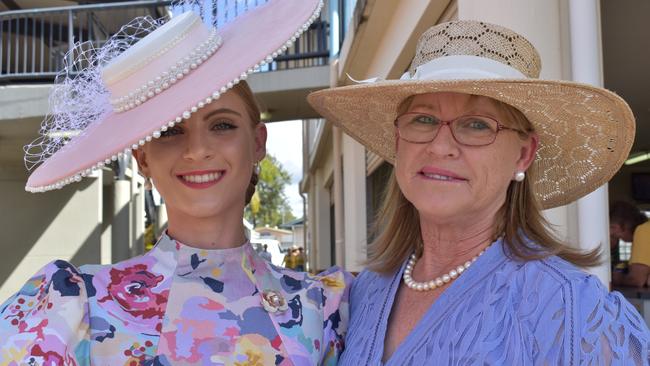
[394, 112, 521, 146]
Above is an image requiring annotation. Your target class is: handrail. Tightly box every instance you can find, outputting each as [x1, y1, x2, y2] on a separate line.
[0, 0, 330, 83]
[0, 1, 173, 17]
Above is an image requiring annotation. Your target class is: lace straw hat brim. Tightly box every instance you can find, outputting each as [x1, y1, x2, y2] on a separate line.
[26, 0, 322, 192]
[307, 78, 635, 209]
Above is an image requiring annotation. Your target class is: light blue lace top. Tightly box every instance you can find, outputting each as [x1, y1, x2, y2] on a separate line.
[340, 238, 650, 365]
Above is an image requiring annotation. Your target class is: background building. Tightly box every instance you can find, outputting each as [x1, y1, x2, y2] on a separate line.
[256, 226, 294, 251]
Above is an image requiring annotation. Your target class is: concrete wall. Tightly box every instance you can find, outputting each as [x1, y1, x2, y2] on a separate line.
[293, 225, 305, 248]
[312, 156, 334, 271]
[0, 84, 145, 301]
[0, 165, 103, 300]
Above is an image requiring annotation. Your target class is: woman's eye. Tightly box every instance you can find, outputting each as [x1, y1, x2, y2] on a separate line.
[413, 115, 437, 125]
[160, 126, 183, 137]
[460, 118, 492, 131]
[212, 121, 237, 131]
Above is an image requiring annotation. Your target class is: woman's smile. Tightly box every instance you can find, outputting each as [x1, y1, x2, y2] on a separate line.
[176, 169, 226, 189]
[417, 166, 467, 183]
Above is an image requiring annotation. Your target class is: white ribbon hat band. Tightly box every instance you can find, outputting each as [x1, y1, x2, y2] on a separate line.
[400, 55, 528, 81]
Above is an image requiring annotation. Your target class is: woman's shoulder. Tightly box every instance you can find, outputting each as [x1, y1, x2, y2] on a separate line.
[0, 260, 92, 363]
[1, 252, 158, 315]
[508, 255, 650, 363]
[517, 253, 595, 285]
[343, 268, 399, 318]
[506, 254, 636, 314]
[2, 259, 90, 307]
[265, 262, 354, 295]
[79, 250, 155, 275]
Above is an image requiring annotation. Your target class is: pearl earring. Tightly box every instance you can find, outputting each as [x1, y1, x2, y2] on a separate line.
[253, 161, 260, 175]
[514, 171, 525, 182]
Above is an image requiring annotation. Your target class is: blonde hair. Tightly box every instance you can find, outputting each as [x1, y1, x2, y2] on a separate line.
[230, 80, 262, 205]
[366, 95, 601, 273]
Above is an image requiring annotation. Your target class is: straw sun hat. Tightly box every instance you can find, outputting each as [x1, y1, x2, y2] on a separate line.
[307, 20, 635, 209]
[24, 0, 323, 193]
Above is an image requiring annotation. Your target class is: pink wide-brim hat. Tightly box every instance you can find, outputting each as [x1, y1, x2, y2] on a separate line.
[25, 0, 322, 192]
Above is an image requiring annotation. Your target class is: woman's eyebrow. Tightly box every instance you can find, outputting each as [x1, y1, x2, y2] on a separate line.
[408, 103, 437, 111]
[408, 104, 493, 117]
[203, 108, 242, 120]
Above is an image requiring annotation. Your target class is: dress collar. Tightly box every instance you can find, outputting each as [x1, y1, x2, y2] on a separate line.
[379, 237, 509, 365]
[150, 231, 259, 277]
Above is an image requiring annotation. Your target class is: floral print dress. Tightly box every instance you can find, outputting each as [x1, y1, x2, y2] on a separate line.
[0, 233, 351, 365]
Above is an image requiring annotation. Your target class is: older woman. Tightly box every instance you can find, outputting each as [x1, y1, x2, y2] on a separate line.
[308, 20, 650, 365]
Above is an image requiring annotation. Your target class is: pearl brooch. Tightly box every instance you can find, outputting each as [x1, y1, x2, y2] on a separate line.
[402, 245, 490, 291]
[261, 289, 288, 314]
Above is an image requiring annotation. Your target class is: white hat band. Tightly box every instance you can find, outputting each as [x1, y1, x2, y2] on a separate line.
[401, 55, 528, 81]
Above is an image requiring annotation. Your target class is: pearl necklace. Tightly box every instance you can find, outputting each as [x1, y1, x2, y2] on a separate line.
[402, 245, 490, 291]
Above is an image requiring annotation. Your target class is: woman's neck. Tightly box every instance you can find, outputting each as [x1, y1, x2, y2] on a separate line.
[165, 208, 247, 249]
[415, 213, 497, 279]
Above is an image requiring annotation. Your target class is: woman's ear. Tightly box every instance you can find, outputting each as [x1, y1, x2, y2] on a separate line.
[132, 148, 151, 177]
[516, 132, 539, 172]
[254, 123, 268, 162]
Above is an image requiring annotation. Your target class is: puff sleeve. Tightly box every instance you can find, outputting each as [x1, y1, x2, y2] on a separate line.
[530, 271, 650, 365]
[315, 267, 353, 366]
[0, 260, 90, 364]
[575, 276, 650, 365]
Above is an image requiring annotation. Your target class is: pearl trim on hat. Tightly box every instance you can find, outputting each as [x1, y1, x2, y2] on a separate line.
[26, 0, 324, 193]
[110, 30, 223, 113]
[102, 12, 204, 84]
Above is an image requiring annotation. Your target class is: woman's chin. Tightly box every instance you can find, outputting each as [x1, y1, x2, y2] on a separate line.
[173, 201, 230, 220]
[412, 200, 470, 223]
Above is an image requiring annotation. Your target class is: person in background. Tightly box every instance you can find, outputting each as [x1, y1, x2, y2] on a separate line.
[282, 246, 298, 269]
[609, 201, 648, 272]
[259, 244, 273, 262]
[295, 247, 306, 271]
[611, 201, 650, 287]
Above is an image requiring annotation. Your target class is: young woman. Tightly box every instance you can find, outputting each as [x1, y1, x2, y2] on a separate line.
[1, 1, 350, 364]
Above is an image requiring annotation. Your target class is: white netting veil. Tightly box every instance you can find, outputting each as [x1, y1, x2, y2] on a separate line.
[23, 16, 165, 170]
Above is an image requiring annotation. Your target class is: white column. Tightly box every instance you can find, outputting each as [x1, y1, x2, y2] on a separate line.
[132, 182, 145, 256]
[316, 173, 332, 270]
[569, 0, 611, 285]
[333, 126, 345, 267]
[342, 134, 367, 272]
[112, 180, 131, 263]
[99, 172, 112, 265]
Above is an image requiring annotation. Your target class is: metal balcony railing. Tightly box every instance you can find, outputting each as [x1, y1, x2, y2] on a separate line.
[0, 0, 330, 83]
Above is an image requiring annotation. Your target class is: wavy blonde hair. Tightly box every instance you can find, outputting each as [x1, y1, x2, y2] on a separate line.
[230, 80, 261, 205]
[366, 95, 601, 274]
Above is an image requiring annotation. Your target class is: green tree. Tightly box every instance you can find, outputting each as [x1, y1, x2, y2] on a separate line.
[245, 154, 296, 227]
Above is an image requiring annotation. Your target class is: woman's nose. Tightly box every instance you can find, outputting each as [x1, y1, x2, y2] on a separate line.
[425, 124, 460, 157]
[182, 130, 214, 161]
